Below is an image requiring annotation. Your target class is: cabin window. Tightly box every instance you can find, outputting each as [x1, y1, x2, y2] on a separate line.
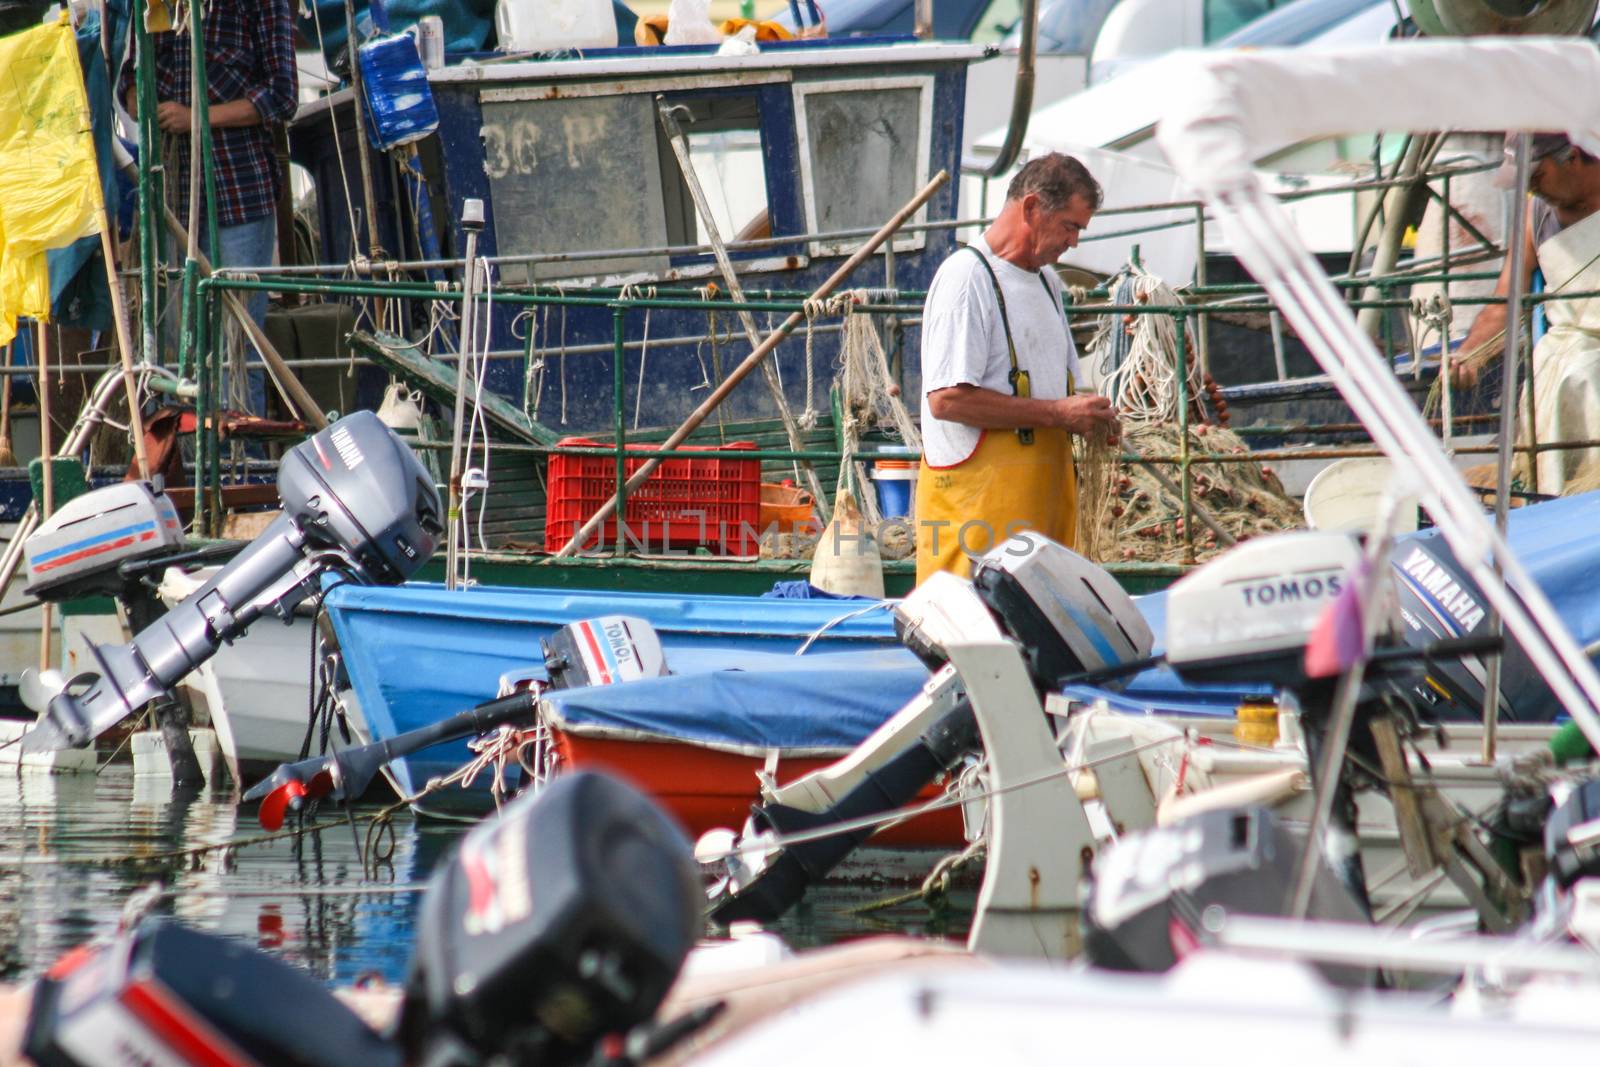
[478, 92, 673, 282]
[656, 92, 774, 252]
[792, 76, 934, 256]
[1202, 0, 1282, 42]
[972, 0, 1026, 42]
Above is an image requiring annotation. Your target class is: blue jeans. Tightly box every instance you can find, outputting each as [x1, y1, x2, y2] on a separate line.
[170, 214, 275, 418]
[214, 214, 275, 419]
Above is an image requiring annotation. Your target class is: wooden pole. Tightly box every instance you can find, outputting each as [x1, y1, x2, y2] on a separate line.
[555, 170, 949, 558]
[37, 322, 54, 672]
[0, 345, 13, 467]
[99, 216, 152, 479]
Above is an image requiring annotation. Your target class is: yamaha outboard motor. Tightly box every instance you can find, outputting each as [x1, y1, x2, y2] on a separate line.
[710, 534, 1152, 924]
[1388, 535, 1551, 722]
[20, 411, 443, 752]
[25, 771, 702, 1067]
[400, 771, 702, 1067]
[1084, 806, 1375, 988]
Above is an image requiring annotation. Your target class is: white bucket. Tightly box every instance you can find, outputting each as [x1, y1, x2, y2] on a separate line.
[1303, 457, 1419, 535]
[495, 0, 617, 53]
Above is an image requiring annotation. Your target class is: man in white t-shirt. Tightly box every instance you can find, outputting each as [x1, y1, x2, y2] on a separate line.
[914, 153, 1120, 582]
[1450, 133, 1600, 493]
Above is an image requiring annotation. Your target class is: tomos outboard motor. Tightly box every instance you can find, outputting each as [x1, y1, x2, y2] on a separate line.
[1162, 530, 1512, 922]
[23, 918, 402, 1067]
[541, 615, 670, 690]
[1164, 531, 1390, 909]
[709, 533, 1153, 924]
[25, 771, 704, 1067]
[1084, 806, 1374, 988]
[20, 411, 443, 752]
[400, 771, 702, 1067]
[23, 482, 185, 602]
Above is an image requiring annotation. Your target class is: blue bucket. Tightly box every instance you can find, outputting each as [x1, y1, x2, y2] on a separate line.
[870, 449, 917, 519]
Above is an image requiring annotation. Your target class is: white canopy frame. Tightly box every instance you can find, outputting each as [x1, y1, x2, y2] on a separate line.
[1155, 38, 1600, 751]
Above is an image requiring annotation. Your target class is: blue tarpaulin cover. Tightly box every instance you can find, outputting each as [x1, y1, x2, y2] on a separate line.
[539, 648, 930, 755]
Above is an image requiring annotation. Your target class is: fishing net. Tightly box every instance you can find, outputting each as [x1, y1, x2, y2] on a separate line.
[1074, 422, 1301, 565]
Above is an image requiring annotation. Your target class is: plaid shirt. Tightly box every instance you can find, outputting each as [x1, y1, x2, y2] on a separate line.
[121, 0, 298, 227]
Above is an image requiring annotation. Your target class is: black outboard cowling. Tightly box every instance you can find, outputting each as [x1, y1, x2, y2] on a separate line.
[278, 411, 444, 583]
[1388, 535, 1550, 722]
[400, 770, 701, 1067]
[1084, 807, 1375, 988]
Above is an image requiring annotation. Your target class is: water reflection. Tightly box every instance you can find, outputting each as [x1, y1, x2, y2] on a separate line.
[0, 766, 445, 984]
[0, 768, 969, 986]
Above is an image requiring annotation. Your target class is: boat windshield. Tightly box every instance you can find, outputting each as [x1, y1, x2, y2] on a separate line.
[1215, 0, 1385, 47]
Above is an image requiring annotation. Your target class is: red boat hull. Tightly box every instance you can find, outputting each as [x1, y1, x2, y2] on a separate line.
[552, 731, 967, 848]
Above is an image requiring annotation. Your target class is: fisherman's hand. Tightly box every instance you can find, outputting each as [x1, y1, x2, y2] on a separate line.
[1448, 353, 1480, 390]
[1054, 394, 1120, 445]
[156, 101, 193, 134]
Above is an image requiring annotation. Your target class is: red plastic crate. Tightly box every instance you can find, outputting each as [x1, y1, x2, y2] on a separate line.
[545, 437, 762, 555]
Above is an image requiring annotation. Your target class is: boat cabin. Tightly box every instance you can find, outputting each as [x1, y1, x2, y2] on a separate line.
[289, 39, 981, 432]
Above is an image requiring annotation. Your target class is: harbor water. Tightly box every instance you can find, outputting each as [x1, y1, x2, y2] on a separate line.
[0, 765, 972, 985]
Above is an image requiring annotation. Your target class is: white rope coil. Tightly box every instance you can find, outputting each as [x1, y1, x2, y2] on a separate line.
[1088, 266, 1203, 426]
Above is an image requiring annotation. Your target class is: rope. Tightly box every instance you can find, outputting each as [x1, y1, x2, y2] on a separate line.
[306, 3, 363, 260]
[1088, 265, 1203, 426]
[830, 291, 919, 549]
[458, 259, 496, 584]
[697, 732, 1188, 866]
[793, 600, 896, 656]
[620, 283, 658, 430]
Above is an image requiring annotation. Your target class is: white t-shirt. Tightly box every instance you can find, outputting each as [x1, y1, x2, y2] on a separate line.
[919, 236, 1081, 468]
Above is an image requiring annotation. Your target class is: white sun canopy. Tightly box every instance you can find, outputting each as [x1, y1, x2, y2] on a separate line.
[1158, 38, 1600, 195]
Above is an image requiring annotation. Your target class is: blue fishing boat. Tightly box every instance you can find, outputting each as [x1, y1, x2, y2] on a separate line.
[322, 582, 921, 816]
[329, 491, 1600, 821]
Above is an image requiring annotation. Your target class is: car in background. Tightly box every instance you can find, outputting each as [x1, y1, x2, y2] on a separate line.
[772, 0, 1024, 39]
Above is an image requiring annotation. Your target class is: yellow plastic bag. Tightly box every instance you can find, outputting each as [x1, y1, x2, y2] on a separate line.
[0, 16, 104, 348]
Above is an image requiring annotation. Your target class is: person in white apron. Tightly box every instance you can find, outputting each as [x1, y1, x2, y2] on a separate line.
[915, 153, 1121, 583]
[1451, 134, 1600, 494]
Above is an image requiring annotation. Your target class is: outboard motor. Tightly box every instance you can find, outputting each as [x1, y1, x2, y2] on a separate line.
[20, 411, 443, 752]
[1164, 531, 1396, 909]
[23, 918, 401, 1067]
[1084, 806, 1375, 988]
[1387, 535, 1551, 722]
[540, 615, 671, 690]
[970, 530, 1153, 686]
[709, 534, 1152, 924]
[399, 771, 702, 1067]
[23, 481, 185, 601]
[23, 771, 702, 1067]
[245, 615, 674, 828]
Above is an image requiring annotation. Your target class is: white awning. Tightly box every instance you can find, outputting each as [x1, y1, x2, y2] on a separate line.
[1157, 38, 1600, 194]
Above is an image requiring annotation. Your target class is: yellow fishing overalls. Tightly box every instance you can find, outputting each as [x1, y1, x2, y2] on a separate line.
[915, 248, 1078, 583]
